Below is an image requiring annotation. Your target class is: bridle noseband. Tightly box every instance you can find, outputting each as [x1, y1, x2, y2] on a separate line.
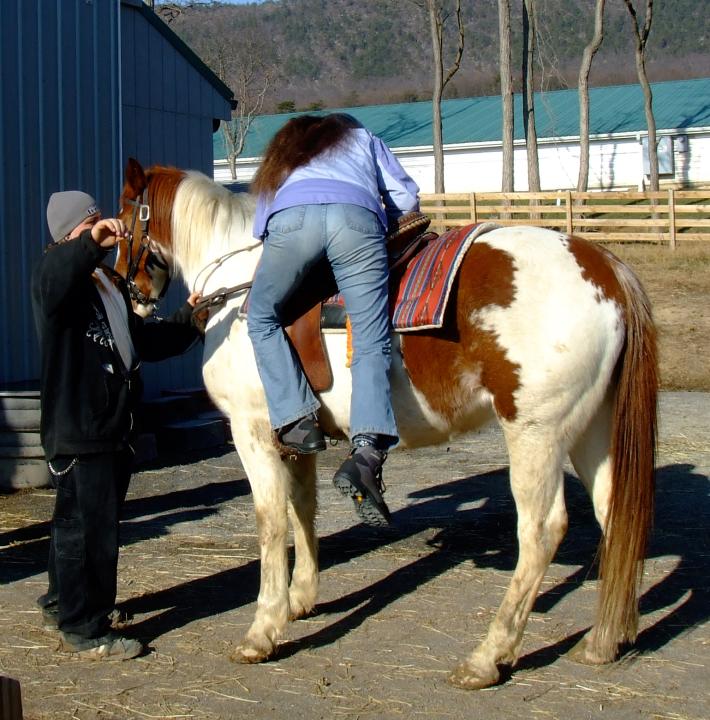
[123, 188, 170, 313]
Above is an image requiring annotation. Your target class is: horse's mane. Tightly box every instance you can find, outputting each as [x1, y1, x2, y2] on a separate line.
[155, 168, 257, 279]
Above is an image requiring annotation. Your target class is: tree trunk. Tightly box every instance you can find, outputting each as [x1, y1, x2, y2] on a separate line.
[577, 0, 605, 191]
[499, 0, 514, 192]
[522, 0, 540, 192]
[637, 58, 659, 190]
[623, 0, 658, 190]
[428, 2, 446, 194]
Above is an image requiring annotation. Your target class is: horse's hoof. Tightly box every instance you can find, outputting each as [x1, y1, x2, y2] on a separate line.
[447, 661, 500, 690]
[288, 595, 316, 621]
[288, 605, 314, 622]
[230, 642, 273, 664]
[568, 635, 615, 666]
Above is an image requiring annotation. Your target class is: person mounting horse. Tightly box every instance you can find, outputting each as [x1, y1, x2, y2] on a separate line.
[248, 113, 420, 526]
[32, 191, 204, 660]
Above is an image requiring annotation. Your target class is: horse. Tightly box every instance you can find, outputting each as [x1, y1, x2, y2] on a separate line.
[116, 158, 657, 690]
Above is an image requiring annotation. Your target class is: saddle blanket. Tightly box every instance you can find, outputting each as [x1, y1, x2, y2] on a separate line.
[390, 222, 499, 331]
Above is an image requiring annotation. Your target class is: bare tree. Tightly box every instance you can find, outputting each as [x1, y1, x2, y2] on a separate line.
[218, 46, 272, 180]
[410, 0, 465, 194]
[165, 5, 276, 182]
[522, 0, 541, 191]
[577, 0, 606, 191]
[499, 0, 514, 192]
[623, 0, 658, 190]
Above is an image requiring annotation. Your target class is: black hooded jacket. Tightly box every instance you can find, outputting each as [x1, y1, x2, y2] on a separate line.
[31, 230, 199, 459]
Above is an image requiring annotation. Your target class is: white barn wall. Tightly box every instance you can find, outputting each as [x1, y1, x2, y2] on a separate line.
[215, 130, 710, 194]
[686, 134, 710, 185]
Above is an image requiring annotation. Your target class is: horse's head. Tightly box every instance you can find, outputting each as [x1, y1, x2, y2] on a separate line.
[116, 158, 183, 317]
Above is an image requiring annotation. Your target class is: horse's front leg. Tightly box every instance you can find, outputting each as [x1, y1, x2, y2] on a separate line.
[449, 430, 568, 689]
[230, 422, 293, 664]
[287, 453, 319, 620]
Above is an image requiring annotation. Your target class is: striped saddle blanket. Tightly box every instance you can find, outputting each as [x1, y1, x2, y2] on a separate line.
[389, 222, 499, 331]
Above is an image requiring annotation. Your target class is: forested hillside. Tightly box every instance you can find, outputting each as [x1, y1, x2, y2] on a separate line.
[164, 0, 710, 111]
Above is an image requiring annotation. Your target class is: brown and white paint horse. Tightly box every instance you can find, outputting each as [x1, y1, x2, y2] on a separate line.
[117, 158, 657, 690]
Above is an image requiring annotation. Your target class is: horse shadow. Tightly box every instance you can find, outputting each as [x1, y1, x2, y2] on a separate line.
[121, 461, 709, 672]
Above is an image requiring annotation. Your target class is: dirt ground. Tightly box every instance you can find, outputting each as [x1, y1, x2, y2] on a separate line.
[610, 243, 710, 391]
[1, 390, 708, 720]
[1, 244, 708, 720]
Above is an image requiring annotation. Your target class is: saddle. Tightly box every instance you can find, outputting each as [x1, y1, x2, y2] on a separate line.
[286, 212, 437, 391]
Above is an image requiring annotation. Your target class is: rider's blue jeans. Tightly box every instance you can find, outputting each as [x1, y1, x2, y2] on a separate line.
[247, 203, 398, 445]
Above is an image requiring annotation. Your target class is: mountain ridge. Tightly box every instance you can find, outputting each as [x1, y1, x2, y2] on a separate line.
[165, 0, 710, 111]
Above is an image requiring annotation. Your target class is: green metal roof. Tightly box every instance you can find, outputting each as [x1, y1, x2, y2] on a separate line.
[214, 77, 710, 161]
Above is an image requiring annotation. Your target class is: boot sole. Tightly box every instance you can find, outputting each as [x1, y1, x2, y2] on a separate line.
[333, 473, 391, 527]
[281, 439, 327, 454]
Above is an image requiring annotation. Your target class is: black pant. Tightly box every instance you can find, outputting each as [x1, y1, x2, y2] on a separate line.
[44, 450, 132, 638]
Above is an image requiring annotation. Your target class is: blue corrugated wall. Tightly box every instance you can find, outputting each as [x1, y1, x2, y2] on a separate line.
[0, 0, 232, 396]
[0, 0, 121, 387]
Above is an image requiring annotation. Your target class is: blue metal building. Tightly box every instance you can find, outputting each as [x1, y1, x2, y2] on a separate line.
[0, 0, 234, 393]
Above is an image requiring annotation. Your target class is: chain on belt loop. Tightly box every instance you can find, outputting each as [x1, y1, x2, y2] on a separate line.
[47, 457, 78, 477]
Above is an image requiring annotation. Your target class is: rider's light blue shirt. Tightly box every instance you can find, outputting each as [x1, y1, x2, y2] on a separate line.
[253, 127, 420, 240]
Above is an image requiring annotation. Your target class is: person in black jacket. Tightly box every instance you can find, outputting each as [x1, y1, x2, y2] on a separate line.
[32, 190, 202, 661]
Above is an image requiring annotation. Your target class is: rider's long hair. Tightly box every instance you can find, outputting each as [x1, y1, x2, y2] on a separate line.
[251, 113, 361, 198]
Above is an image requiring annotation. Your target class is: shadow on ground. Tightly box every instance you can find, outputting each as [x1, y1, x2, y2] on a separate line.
[1, 459, 706, 676]
[118, 462, 709, 673]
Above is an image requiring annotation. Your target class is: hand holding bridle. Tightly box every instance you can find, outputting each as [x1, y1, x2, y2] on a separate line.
[91, 218, 128, 249]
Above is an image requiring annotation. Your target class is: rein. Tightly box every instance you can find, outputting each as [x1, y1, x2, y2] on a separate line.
[191, 281, 253, 316]
[189, 242, 262, 317]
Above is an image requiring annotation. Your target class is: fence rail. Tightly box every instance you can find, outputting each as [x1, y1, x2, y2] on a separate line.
[419, 190, 710, 248]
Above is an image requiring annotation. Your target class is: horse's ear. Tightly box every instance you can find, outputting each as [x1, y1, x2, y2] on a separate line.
[124, 157, 147, 196]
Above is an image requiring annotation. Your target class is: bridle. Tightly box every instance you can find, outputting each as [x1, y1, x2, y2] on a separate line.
[122, 188, 170, 313]
[122, 182, 261, 320]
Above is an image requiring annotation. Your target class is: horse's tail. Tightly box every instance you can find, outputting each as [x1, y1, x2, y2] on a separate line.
[595, 253, 658, 659]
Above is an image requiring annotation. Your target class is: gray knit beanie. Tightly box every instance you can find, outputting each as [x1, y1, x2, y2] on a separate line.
[46, 191, 99, 242]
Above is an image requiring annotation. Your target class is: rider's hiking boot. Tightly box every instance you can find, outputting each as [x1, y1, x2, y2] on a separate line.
[277, 414, 326, 454]
[333, 443, 391, 527]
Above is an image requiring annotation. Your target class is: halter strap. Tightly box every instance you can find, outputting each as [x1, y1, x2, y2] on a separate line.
[123, 188, 170, 312]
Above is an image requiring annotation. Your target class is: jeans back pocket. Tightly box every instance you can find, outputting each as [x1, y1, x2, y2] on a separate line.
[267, 206, 306, 235]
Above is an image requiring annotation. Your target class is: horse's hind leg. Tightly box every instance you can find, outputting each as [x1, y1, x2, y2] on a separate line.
[449, 428, 568, 689]
[568, 395, 619, 664]
[287, 453, 319, 620]
[569, 393, 613, 536]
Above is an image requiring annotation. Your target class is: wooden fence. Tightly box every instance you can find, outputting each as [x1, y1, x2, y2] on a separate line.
[419, 190, 710, 248]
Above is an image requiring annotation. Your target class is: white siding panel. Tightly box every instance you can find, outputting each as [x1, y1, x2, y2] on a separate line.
[686, 135, 710, 185]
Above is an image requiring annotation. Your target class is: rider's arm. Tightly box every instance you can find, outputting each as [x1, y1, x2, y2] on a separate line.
[371, 134, 420, 227]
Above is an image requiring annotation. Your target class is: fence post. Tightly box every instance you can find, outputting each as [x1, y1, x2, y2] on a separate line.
[668, 188, 677, 250]
[469, 192, 477, 224]
[565, 190, 573, 235]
